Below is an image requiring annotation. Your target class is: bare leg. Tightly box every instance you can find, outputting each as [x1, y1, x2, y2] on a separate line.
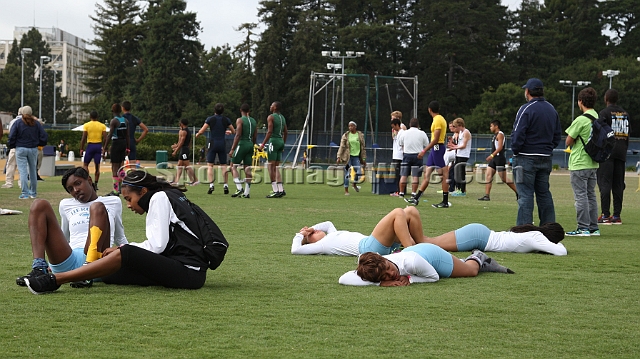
[94, 160, 101, 186]
[439, 167, 448, 193]
[449, 255, 479, 277]
[399, 175, 407, 194]
[418, 166, 435, 192]
[484, 167, 496, 195]
[498, 170, 518, 193]
[175, 160, 185, 183]
[54, 249, 123, 284]
[244, 165, 252, 185]
[207, 163, 214, 183]
[83, 202, 111, 259]
[183, 161, 196, 182]
[403, 207, 426, 243]
[422, 231, 458, 251]
[370, 208, 416, 248]
[28, 199, 72, 264]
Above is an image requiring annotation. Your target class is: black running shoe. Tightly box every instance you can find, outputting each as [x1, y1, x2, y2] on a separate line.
[404, 197, 419, 206]
[231, 189, 243, 197]
[431, 201, 449, 208]
[70, 279, 94, 288]
[280, 190, 286, 197]
[25, 273, 60, 294]
[16, 267, 49, 287]
[478, 195, 490, 201]
[242, 194, 250, 199]
[224, 186, 229, 195]
[207, 186, 214, 195]
[266, 192, 279, 198]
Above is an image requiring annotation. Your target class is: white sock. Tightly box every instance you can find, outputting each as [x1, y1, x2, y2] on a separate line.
[277, 183, 284, 192]
[209, 183, 214, 188]
[271, 182, 277, 192]
[244, 183, 251, 195]
[234, 178, 243, 191]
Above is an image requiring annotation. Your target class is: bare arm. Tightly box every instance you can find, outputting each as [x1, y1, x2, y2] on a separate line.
[566, 135, 576, 147]
[195, 123, 210, 138]
[80, 132, 88, 154]
[137, 122, 149, 143]
[228, 118, 243, 157]
[260, 115, 274, 150]
[418, 128, 440, 159]
[172, 130, 186, 156]
[486, 132, 504, 162]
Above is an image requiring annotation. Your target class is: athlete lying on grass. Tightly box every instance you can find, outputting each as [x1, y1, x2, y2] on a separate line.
[339, 243, 513, 287]
[291, 207, 428, 256]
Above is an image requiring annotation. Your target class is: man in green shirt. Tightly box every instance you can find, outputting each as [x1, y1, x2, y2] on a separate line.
[260, 101, 288, 198]
[228, 103, 257, 198]
[564, 87, 599, 237]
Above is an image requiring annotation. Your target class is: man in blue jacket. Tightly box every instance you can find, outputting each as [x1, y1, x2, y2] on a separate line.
[511, 78, 562, 226]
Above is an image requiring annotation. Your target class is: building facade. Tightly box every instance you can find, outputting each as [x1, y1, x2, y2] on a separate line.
[0, 27, 92, 122]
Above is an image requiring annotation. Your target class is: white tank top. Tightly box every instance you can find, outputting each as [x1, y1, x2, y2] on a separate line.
[456, 129, 472, 158]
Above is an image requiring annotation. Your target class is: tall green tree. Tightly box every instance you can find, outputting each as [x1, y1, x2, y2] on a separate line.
[601, 0, 640, 56]
[136, 0, 204, 126]
[83, 0, 143, 108]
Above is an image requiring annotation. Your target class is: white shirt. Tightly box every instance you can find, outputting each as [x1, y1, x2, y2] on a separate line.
[392, 128, 405, 160]
[128, 191, 197, 254]
[291, 221, 363, 256]
[338, 251, 440, 286]
[485, 231, 567, 256]
[398, 127, 429, 155]
[456, 128, 472, 158]
[59, 196, 128, 250]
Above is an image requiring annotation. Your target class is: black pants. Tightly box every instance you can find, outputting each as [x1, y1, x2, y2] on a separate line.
[596, 158, 626, 217]
[103, 245, 207, 289]
[392, 159, 402, 192]
[449, 156, 469, 193]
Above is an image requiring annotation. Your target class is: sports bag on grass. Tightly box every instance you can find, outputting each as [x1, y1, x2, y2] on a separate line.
[578, 113, 616, 163]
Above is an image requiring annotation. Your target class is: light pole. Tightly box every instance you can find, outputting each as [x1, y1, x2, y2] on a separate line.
[20, 48, 32, 107]
[326, 63, 341, 133]
[39, 56, 51, 119]
[559, 80, 590, 120]
[53, 63, 61, 125]
[602, 69, 620, 89]
[321, 51, 365, 134]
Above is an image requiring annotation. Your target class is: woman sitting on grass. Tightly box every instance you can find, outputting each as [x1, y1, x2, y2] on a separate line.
[24, 170, 228, 294]
[424, 222, 566, 256]
[339, 243, 514, 287]
[292, 207, 428, 256]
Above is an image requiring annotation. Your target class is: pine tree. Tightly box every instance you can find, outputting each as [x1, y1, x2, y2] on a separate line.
[136, 0, 204, 126]
[83, 0, 143, 108]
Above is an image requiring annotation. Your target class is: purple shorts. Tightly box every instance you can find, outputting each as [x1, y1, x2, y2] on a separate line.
[426, 144, 446, 168]
[84, 143, 102, 165]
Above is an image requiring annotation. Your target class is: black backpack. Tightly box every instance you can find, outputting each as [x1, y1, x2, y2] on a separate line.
[578, 113, 616, 163]
[166, 190, 229, 270]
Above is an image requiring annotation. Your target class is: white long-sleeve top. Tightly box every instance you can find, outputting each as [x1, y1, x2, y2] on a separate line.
[486, 231, 567, 256]
[338, 251, 440, 286]
[128, 191, 196, 254]
[59, 196, 128, 250]
[291, 221, 364, 256]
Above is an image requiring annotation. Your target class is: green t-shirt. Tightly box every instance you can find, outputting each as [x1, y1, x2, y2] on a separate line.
[565, 109, 599, 170]
[240, 115, 257, 143]
[270, 113, 286, 139]
[348, 132, 360, 157]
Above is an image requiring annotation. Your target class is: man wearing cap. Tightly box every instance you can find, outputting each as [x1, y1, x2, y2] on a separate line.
[511, 78, 562, 226]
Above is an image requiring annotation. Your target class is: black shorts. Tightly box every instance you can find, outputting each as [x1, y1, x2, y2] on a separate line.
[207, 144, 227, 165]
[110, 139, 127, 163]
[488, 155, 507, 172]
[179, 147, 190, 161]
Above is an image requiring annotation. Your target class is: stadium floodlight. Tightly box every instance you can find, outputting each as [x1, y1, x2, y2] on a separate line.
[39, 56, 51, 119]
[322, 50, 365, 133]
[345, 51, 354, 56]
[356, 52, 365, 57]
[560, 79, 590, 120]
[20, 48, 32, 107]
[331, 51, 340, 57]
[602, 69, 620, 89]
[321, 51, 330, 57]
[53, 63, 61, 125]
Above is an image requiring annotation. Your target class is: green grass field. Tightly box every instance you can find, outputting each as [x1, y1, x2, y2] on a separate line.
[1, 167, 639, 358]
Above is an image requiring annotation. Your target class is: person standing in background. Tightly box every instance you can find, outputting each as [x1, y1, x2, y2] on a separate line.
[8, 106, 48, 199]
[103, 103, 130, 196]
[172, 119, 198, 186]
[390, 116, 405, 197]
[80, 110, 108, 191]
[337, 121, 366, 196]
[121, 101, 148, 163]
[596, 89, 629, 225]
[260, 101, 288, 198]
[196, 103, 235, 195]
[511, 78, 562, 225]
[479, 120, 518, 201]
[2, 107, 22, 189]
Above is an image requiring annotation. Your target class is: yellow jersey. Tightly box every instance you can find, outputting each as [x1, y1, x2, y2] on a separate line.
[431, 115, 447, 144]
[83, 121, 107, 144]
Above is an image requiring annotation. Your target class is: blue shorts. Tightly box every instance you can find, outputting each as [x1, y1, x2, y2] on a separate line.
[50, 247, 86, 274]
[84, 143, 102, 165]
[426, 144, 446, 168]
[403, 243, 454, 278]
[358, 235, 401, 255]
[454, 223, 491, 251]
[207, 143, 227, 165]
